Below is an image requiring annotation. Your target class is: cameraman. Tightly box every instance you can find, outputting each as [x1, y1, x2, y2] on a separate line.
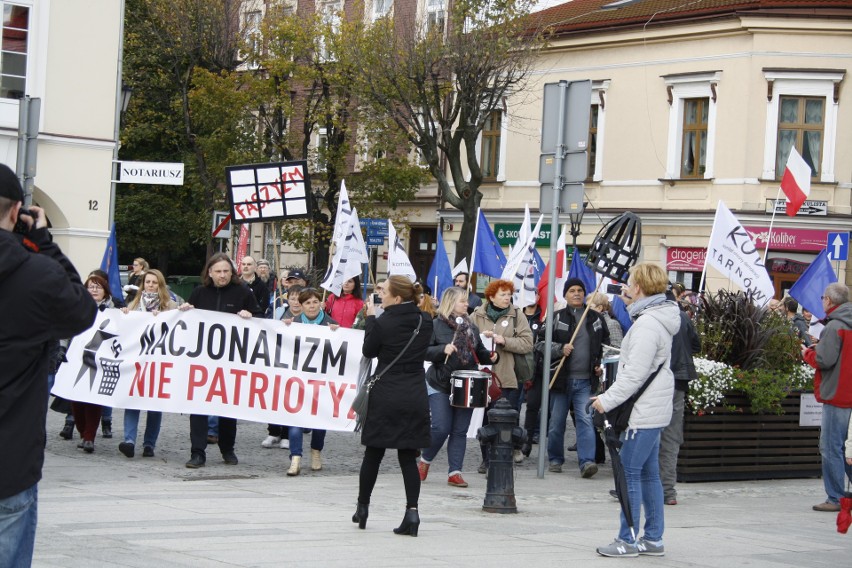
[0, 164, 97, 567]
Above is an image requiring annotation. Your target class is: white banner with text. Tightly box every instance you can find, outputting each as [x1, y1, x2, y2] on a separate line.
[53, 309, 364, 431]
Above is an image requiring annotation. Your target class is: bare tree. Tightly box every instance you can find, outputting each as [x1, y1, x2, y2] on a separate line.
[349, 0, 545, 263]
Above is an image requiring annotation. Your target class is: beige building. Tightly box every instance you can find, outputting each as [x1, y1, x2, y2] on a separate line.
[439, 0, 851, 297]
[0, 0, 122, 272]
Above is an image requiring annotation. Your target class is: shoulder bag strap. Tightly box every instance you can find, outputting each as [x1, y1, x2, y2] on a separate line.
[630, 360, 666, 401]
[374, 312, 424, 381]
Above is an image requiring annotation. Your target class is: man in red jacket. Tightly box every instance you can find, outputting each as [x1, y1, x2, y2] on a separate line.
[802, 283, 852, 512]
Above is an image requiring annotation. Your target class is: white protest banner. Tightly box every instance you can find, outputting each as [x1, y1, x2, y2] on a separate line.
[321, 206, 370, 296]
[387, 220, 417, 281]
[53, 309, 364, 431]
[706, 201, 775, 306]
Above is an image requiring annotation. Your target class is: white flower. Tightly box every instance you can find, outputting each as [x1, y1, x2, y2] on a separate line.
[689, 357, 735, 414]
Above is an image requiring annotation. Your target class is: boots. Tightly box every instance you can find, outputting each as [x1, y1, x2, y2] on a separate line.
[287, 456, 301, 476]
[101, 419, 113, 439]
[352, 502, 369, 529]
[521, 433, 534, 457]
[393, 508, 420, 537]
[59, 422, 74, 440]
[311, 449, 322, 471]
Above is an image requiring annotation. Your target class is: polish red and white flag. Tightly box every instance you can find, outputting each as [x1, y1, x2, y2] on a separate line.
[780, 146, 812, 217]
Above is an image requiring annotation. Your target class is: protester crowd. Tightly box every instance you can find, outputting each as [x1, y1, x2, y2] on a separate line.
[3, 198, 850, 565]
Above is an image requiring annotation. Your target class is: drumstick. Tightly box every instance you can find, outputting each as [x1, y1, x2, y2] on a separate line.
[445, 316, 464, 364]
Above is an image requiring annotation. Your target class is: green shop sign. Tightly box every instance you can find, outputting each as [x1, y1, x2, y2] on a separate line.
[494, 224, 553, 247]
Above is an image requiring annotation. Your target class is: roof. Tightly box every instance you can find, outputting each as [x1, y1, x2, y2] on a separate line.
[534, 0, 852, 36]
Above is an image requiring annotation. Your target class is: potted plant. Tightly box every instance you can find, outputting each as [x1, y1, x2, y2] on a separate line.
[678, 290, 821, 482]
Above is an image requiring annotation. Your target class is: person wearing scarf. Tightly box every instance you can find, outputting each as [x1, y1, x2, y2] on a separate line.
[591, 263, 680, 558]
[420, 287, 498, 488]
[470, 279, 533, 467]
[283, 288, 338, 475]
[118, 269, 176, 458]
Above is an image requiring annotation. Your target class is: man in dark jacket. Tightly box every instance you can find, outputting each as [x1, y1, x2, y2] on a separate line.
[0, 165, 97, 567]
[180, 252, 262, 468]
[239, 255, 271, 317]
[659, 307, 701, 505]
[542, 277, 609, 478]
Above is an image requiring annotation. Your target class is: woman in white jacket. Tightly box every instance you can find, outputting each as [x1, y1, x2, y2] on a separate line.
[591, 263, 680, 558]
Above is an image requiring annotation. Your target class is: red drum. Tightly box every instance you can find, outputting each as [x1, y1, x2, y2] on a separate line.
[450, 370, 489, 408]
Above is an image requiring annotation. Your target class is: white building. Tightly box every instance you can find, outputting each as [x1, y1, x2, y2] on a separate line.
[0, 0, 122, 272]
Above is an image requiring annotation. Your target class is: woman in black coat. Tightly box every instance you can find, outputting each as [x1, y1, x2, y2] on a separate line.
[354, 276, 432, 537]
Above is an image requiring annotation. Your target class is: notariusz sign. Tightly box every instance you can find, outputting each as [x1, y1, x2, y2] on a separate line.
[118, 161, 185, 186]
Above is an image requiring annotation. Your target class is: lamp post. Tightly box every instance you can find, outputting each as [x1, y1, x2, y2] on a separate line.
[309, 188, 324, 270]
[108, 0, 128, 229]
[568, 202, 586, 252]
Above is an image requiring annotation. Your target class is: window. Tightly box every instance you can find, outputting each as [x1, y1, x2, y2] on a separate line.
[426, 0, 446, 34]
[680, 98, 708, 178]
[480, 111, 501, 181]
[318, 1, 341, 62]
[775, 96, 823, 179]
[373, 0, 392, 21]
[587, 80, 609, 182]
[1, 3, 29, 100]
[315, 128, 329, 171]
[243, 10, 262, 66]
[761, 69, 843, 183]
[587, 105, 598, 180]
[662, 72, 720, 180]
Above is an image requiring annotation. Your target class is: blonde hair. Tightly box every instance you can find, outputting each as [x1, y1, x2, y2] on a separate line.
[629, 262, 669, 296]
[586, 291, 611, 312]
[128, 269, 173, 311]
[385, 275, 421, 303]
[436, 286, 468, 318]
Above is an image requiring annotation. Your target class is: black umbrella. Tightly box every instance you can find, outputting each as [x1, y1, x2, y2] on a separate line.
[592, 408, 637, 542]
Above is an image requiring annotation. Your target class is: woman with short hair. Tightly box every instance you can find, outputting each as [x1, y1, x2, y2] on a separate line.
[592, 262, 680, 558]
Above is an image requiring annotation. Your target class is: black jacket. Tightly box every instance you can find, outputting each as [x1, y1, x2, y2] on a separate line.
[539, 305, 609, 393]
[425, 316, 495, 393]
[361, 302, 432, 449]
[670, 311, 701, 391]
[0, 228, 97, 498]
[188, 281, 262, 316]
[244, 276, 270, 316]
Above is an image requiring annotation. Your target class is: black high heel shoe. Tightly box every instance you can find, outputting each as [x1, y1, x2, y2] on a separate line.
[393, 508, 420, 537]
[352, 502, 369, 529]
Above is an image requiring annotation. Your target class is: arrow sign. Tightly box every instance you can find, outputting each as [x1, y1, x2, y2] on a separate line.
[826, 232, 849, 261]
[766, 199, 827, 216]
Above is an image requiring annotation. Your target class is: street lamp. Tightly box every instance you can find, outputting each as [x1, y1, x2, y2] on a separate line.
[120, 85, 133, 114]
[568, 201, 586, 251]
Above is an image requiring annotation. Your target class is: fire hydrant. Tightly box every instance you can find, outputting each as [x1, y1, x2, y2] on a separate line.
[476, 397, 525, 513]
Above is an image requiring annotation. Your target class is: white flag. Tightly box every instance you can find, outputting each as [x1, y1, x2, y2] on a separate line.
[706, 201, 774, 306]
[506, 215, 543, 308]
[452, 258, 469, 277]
[332, 180, 353, 243]
[321, 207, 369, 296]
[502, 212, 542, 281]
[387, 221, 417, 282]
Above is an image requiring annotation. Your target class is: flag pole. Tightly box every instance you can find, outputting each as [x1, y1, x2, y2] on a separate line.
[469, 207, 481, 286]
[762, 187, 783, 265]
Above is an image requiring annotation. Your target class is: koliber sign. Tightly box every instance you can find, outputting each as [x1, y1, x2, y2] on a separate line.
[666, 247, 706, 271]
[744, 226, 827, 252]
[119, 160, 184, 185]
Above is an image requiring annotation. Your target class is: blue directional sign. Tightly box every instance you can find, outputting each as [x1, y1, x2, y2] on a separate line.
[360, 218, 388, 247]
[826, 232, 849, 261]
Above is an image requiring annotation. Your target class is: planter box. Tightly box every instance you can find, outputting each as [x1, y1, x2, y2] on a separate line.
[677, 391, 821, 482]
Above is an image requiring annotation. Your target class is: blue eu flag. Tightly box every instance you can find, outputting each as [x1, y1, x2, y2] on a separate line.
[100, 223, 124, 302]
[471, 210, 506, 278]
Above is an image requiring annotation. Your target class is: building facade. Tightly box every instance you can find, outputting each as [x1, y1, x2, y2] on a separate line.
[0, 0, 122, 272]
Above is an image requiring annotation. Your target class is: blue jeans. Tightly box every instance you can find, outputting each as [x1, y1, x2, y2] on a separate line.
[618, 428, 664, 544]
[547, 378, 595, 469]
[208, 416, 219, 437]
[288, 428, 326, 457]
[819, 404, 852, 505]
[123, 409, 163, 448]
[0, 483, 38, 568]
[422, 392, 473, 474]
[101, 406, 113, 421]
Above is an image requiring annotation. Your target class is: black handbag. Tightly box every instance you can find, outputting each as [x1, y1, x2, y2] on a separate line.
[593, 361, 665, 433]
[352, 314, 423, 431]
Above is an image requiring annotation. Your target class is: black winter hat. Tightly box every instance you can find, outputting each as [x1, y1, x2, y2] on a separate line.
[0, 163, 23, 202]
[563, 277, 586, 297]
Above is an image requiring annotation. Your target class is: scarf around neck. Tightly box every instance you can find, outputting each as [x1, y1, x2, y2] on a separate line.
[300, 311, 326, 325]
[140, 291, 161, 312]
[441, 313, 475, 365]
[485, 302, 510, 323]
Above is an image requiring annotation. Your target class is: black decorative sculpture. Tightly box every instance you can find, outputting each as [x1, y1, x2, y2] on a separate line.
[585, 212, 642, 283]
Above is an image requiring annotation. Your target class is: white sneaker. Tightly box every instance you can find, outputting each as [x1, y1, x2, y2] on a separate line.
[279, 438, 290, 449]
[261, 435, 281, 448]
